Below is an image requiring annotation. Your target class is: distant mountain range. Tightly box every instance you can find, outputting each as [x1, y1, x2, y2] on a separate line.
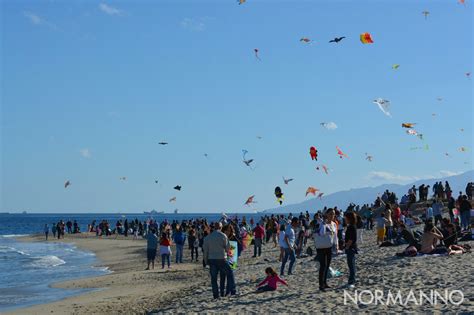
[263, 170, 474, 214]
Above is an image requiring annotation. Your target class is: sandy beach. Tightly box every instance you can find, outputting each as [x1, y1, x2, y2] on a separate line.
[6, 230, 473, 314]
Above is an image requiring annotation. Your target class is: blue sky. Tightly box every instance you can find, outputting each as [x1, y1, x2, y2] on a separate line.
[1, 0, 472, 213]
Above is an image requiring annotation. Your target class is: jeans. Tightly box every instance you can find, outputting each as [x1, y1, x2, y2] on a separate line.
[316, 248, 332, 289]
[460, 211, 470, 230]
[346, 249, 356, 285]
[208, 259, 226, 298]
[386, 226, 393, 241]
[280, 248, 296, 275]
[161, 254, 170, 268]
[191, 247, 198, 261]
[175, 244, 184, 263]
[225, 262, 236, 295]
[253, 238, 262, 257]
[434, 215, 443, 227]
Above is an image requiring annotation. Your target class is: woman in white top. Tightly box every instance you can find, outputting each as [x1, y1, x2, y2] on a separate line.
[315, 209, 338, 291]
[278, 224, 286, 262]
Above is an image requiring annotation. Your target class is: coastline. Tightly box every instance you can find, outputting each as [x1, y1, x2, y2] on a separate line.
[6, 233, 206, 315]
[6, 231, 474, 314]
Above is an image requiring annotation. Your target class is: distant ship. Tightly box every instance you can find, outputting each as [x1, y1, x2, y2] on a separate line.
[21, 211, 28, 215]
[143, 210, 164, 215]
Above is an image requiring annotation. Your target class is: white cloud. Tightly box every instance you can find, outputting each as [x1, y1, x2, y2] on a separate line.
[23, 11, 57, 29]
[368, 171, 419, 182]
[439, 170, 462, 177]
[180, 17, 206, 31]
[99, 3, 122, 16]
[79, 148, 91, 158]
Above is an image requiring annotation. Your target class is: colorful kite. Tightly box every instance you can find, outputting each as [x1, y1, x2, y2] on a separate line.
[254, 48, 261, 61]
[373, 98, 391, 116]
[402, 123, 416, 128]
[274, 186, 284, 205]
[329, 36, 345, 43]
[237, 0, 246, 4]
[422, 11, 430, 19]
[406, 129, 418, 136]
[458, 0, 465, 5]
[300, 37, 314, 44]
[306, 187, 319, 197]
[360, 32, 374, 44]
[320, 122, 338, 130]
[336, 146, 348, 159]
[228, 240, 238, 270]
[241, 232, 253, 250]
[309, 146, 318, 161]
[392, 64, 400, 70]
[245, 195, 256, 206]
[283, 177, 294, 185]
[64, 180, 71, 188]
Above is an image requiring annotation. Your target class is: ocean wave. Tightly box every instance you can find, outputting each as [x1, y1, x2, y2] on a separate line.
[29, 255, 66, 268]
[0, 246, 29, 256]
[0, 234, 29, 238]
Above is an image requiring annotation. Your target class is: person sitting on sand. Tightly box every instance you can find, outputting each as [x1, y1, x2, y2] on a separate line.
[146, 229, 158, 270]
[420, 223, 446, 255]
[399, 223, 420, 250]
[160, 232, 172, 269]
[442, 223, 468, 255]
[256, 267, 288, 293]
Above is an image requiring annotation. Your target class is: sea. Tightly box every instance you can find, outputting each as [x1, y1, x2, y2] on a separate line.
[0, 212, 258, 311]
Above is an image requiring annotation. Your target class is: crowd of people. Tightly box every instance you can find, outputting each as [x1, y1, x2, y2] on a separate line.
[41, 181, 473, 299]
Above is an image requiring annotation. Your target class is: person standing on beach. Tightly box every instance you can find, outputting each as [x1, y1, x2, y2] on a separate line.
[173, 225, 186, 264]
[432, 198, 444, 227]
[146, 229, 158, 270]
[203, 222, 230, 299]
[376, 213, 387, 245]
[344, 212, 358, 288]
[160, 232, 172, 269]
[52, 223, 56, 238]
[280, 217, 298, 276]
[315, 209, 337, 292]
[253, 223, 265, 257]
[44, 224, 49, 241]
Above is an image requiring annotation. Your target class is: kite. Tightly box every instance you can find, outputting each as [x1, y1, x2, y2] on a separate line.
[317, 192, 324, 200]
[436, 97, 443, 102]
[410, 144, 429, 151]
[392, 64, 400, 70]
[283, 177, 294, 185]
[406, 129, 418, 136]
[256, 136, 263, 139]
[244, 195, 256, 206]
[169, 197, 177, 203]
[336, 146, 348, 159]
[460, 128, 465, 132]
[274, 186, 284, 205]
[417, 134, 424, 140]
[154, 180, 158, 184]
[242, 149, 255, 169]
[329, 36, 345, 43]
[458, 0, 465, 5]
[459, 147, 469, 152]
[241, 232, 253, 250]
[309, 146, 318, 161]
[360, 32, 374, 44]
[422, 11, 429, 19]
[64, 180, 71, 188]
[158, 142, 168, 145]
[254, 48, 261, 61]
[300, 37, 314, 44]
[320, 122, 338, 130]
[373, 98, 391, 116]
[119, 177, 127, 181]
[237, 0, 246, 4]
[306, 187, 319, 197]
[466, 72, 471, 78]
[444, 153, 451, 158]
[316, 165, 329, 174]
[204, 153, 209, 159]
[432, 113, 437, 117]
[365, 153, 373, 162]
[402, 123, 416, 128]
[174, 185, 182, 191]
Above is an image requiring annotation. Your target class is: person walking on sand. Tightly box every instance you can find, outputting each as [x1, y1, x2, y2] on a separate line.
[315, 209, 337, 292]
[256, 267, 288, 293]
[146, 229, 158, 270]
[253, 222, 265, 257]
[344, 212, 358, 288]
[203, 222, 230, 299]
[160, 232, 172, 269]
[280, 217, 298, 276]
[44, 224, 49, 241]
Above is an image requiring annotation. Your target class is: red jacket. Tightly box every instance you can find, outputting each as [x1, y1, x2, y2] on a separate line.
[253, 225, 265, 239]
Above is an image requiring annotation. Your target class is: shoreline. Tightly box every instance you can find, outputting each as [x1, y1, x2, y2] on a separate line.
[6, 233, 206, 315]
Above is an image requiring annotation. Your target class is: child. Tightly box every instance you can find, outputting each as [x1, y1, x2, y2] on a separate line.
[256, 267, 288, 292]
[376, 212, 387, 245]
[160, 232, 172, 269]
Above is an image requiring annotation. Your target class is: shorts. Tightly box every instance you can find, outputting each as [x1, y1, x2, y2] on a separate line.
[147, 248, 157, 260]
[377, 228, 385, 239]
